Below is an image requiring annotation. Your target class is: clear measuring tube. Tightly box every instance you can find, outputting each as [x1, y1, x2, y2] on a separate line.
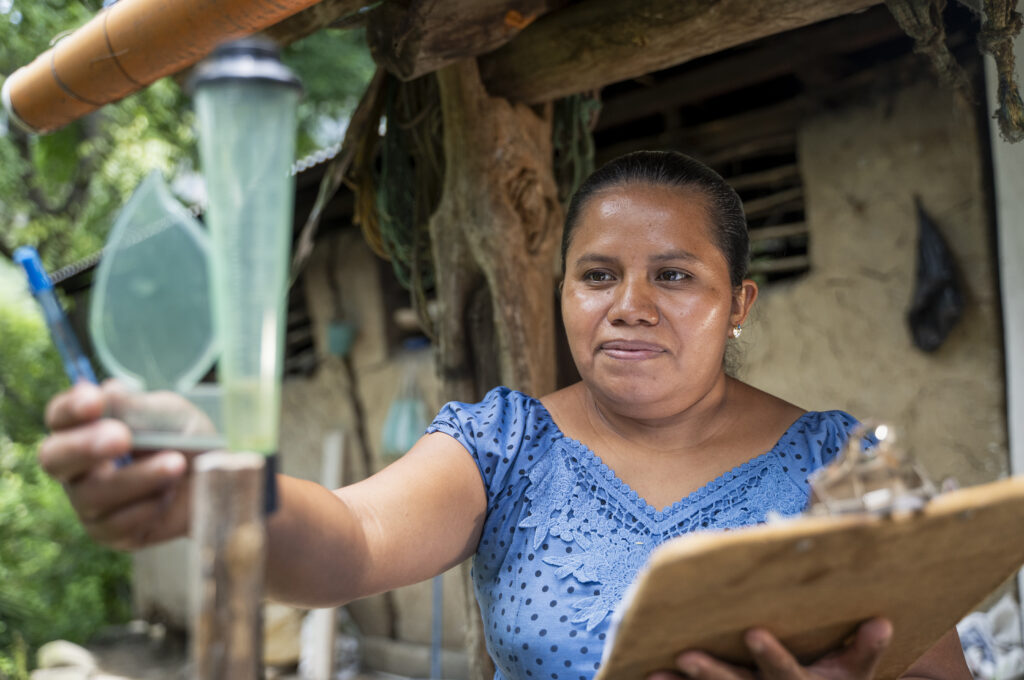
[191, 38, 301, 455]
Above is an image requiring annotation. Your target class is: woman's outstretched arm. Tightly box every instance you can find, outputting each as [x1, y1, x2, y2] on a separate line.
[265, 433, 487, 606]
[40, 382, 488, 608]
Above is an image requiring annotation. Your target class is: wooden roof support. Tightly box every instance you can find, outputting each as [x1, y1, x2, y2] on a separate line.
[366, 0, 571, 81]
[593, 6, 904, 131]
[429, 58, 563, 402]
[264, 0, 372, 45]
[476, 0, 884, 104]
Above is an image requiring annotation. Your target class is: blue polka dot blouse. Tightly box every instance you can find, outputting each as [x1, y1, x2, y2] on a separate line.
[426, 387, 860, 680]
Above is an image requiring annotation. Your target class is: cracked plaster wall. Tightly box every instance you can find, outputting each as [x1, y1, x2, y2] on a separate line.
[740, 81, 1007, 486]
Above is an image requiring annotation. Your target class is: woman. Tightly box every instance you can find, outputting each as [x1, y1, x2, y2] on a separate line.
[40, 151, 970, 680]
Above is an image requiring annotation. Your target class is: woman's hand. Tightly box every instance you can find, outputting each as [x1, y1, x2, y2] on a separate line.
[39, 381, 195, 551]
[649, 618, 892, 680]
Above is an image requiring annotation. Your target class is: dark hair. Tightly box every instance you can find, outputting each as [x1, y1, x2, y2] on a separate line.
[561, 151, 749, 287]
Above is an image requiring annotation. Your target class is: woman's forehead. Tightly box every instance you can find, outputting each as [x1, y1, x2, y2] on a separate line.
[572, 184, 715, 247]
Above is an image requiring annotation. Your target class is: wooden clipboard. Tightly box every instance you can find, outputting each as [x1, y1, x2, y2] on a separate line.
[595, 477, 1024, 680]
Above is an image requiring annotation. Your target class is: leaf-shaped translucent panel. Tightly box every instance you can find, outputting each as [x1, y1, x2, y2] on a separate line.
[90, 171, 216, 392]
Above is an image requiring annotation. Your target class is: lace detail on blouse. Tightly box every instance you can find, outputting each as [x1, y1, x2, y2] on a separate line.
[519, 437, 808, 630]
[426, 387, 859, 680]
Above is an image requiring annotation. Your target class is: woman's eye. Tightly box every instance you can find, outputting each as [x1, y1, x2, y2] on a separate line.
[657, 269, 690, 282]
[583, 270, 614, 283]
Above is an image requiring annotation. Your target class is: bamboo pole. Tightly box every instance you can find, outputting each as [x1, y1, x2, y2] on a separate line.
[1, 0, 366, 133]
[191, 452, 267, 680]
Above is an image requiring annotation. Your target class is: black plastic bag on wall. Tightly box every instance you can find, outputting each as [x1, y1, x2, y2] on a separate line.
[907, 197, 965, 352]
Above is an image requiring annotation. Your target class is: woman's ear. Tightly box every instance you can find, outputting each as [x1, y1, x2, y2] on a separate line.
[731, 279, 758, 327]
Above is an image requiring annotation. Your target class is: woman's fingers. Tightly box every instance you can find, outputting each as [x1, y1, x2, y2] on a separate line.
[672, 652, 756, 680]
[45, 382, 106, 431]
[84, 485, 183, 551]
[649, 619, 893, 680]
[812, 619, 893, 680]
[744, 629, 806, 680]
[70, 451, 187, 521]
[39, 417, 132, 484]
[39, 382, 196, 550]
[104, 386, 217, 440]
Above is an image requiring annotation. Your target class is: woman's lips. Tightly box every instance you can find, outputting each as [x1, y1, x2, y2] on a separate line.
[598, 340, 666, 360]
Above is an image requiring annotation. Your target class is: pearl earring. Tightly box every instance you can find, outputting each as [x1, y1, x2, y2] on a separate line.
[731, 324, 743, 338]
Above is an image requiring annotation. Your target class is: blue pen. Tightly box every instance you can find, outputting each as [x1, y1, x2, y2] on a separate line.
[14, 247, 97, 384]
[14, 246, 131, 467]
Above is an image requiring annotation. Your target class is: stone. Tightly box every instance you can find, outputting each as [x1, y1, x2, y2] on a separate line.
[29, 669, 90, 680]
[265, 602, 304, 667]
[36, 641, 97, 671]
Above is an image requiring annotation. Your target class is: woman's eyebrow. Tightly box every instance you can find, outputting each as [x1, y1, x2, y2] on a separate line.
[651, 250, 699, 263]
[575, 253, 619, 266]
[574, 250, 701, 266]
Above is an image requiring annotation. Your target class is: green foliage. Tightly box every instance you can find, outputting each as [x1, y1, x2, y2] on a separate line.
[0, 296, 64, 442]
[0, 294, 132, 673]
[0, 436, 133, 673]
[284, 28, 376, 157]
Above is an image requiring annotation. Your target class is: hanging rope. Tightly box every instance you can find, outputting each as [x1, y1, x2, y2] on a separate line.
[290, 68, 386, 285]
[552, 92, 602, 206]
[978, 0, 1024, 142]
[353, 72, 444, 337]
[349, 127, 387, 259]
[886, 0, 974, 100]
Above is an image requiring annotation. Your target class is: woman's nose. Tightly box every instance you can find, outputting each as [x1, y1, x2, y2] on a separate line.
[607, 278, 659, 326]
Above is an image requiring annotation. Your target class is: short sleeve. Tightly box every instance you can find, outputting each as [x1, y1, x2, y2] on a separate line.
[778, 410, 862, 489]
[425, 386, 556, 509]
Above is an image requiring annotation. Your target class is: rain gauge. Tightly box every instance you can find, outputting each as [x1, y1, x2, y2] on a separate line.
[86, 37, 301, 471]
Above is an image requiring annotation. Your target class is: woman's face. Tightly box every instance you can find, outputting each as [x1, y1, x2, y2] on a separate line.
[561, 183, 755, 417]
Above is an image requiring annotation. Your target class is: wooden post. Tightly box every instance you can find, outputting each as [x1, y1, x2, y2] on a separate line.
[304, 431, 346, 679]
[191, 452, 267, 680]
[430, 59, 563, 400]
[428, 57, 564, 680]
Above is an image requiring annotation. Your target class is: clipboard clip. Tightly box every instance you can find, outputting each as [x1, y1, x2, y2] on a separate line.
[807, 423, 940, 516]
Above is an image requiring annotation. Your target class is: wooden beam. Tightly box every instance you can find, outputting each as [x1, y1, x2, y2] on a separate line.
[701, 134, 798, 168]
[478, 0, 883, 104]
[263, 0, 371, 46]
[594, 6, 903, 131]
[595, 98, 804, 167]
[366, 0, 570, 81]
[728, 164, 800, 192]
[750, 222, 808, 242]
[743, 186, 804, 220]
[749, 254, 809, 274]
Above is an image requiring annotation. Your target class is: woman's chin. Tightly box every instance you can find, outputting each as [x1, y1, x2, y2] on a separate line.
[586, 379, 679, 415]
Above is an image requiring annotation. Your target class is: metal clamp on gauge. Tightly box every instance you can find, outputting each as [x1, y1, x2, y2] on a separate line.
[808, 422, 942, 517]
